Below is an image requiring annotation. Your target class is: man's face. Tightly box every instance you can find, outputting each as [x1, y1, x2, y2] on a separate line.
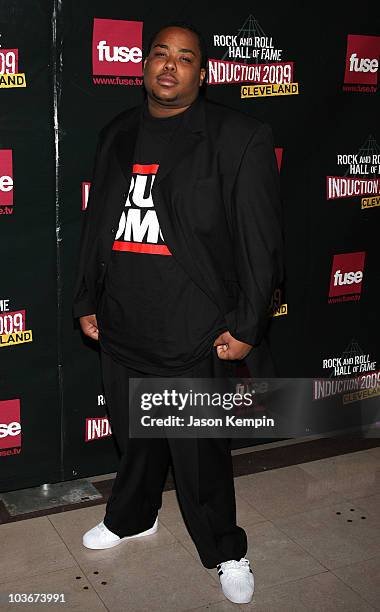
[143, 27, 206, 108]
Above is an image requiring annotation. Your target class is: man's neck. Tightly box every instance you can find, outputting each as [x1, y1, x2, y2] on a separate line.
[146, 96, 197, 118]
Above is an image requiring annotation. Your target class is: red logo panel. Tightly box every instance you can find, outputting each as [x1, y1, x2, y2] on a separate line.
[0, 399, 21, 450]
[344, 35, 380, 85]
[275, 147, 283, 172]
[92, 18, 143, 77]
[0, 150, 13, 206]
[0, 49, 18, 74]
[329, 251, 366, 297]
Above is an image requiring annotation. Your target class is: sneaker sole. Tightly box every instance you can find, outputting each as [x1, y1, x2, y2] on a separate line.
[83, 517, 159, 550]
[224, 592, 254, 604]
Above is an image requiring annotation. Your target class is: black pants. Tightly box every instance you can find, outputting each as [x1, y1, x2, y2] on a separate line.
[100, 348, 247, 569]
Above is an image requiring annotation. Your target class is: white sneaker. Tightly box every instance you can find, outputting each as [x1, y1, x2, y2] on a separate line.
[83, 517, 158, 550]
[217, 558, 254, 604]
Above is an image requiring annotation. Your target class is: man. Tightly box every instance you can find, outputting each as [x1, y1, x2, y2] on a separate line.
[73, 22, 283, 605]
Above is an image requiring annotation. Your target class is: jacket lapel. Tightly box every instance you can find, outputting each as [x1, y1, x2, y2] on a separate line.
[102, 107, 142, 231]
[154, 95, 206, 185]
[101, 97, 228, 313]
[113, 107, 142, 183]
[111, 96, 206, 186]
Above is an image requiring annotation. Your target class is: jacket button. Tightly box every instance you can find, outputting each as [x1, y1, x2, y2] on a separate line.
[100, 261, 105, 267]
[111, 227, 116, 234]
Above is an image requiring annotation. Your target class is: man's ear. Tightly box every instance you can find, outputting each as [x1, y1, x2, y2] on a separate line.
[143, 58, 147, 71]
[199, 67, 206, 86]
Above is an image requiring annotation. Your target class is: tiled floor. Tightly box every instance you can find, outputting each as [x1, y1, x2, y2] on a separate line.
[1, 449, 379, 611]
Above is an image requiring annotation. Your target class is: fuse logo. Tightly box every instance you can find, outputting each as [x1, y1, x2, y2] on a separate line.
[0, 399, 22, 451]
[92, 18, 143, 77]
[0, 149, 13, 208]
[344, 35, 380, 87]
[328, 251, 366, 301]
[349, 54, 378, 73]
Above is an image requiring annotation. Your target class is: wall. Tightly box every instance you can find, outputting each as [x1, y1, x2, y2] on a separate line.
[0, 1, 378, 490]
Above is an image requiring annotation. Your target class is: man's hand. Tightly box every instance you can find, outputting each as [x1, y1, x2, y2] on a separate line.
[213, 330, 252, 360]
[79, 314, 99, 341]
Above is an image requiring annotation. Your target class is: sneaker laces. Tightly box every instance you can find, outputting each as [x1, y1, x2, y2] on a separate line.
[220, 558, 250, 572]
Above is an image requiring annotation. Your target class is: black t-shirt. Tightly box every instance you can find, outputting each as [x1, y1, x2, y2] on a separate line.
[97, 103, 227, 374]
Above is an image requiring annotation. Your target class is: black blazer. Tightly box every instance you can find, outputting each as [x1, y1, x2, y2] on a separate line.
[72, 95, 284, 373]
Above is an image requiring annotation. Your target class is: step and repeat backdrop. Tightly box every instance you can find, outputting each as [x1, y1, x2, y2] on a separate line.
[0, 1, 378, 491]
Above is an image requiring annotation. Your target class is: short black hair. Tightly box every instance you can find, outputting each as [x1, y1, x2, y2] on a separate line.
[144, 21, 208, 70]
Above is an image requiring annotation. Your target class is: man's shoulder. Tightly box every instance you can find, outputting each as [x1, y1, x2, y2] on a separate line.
[203, 98, 263, 134]
[98, 104, 142, 141]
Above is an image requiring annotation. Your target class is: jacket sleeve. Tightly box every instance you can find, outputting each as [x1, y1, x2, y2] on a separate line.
[224, 122, 284, 346]
[72, 131, 105, 319]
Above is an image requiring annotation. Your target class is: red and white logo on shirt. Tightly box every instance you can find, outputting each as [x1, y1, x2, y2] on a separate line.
[92, 18, 143, 77]
[113, 164, 172, 256]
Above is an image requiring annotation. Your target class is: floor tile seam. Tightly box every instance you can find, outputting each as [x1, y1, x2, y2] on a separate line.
[4, 455, 377, 524]
[253, 567, 330, 595]
[241, 569, 376, 610]
[153, 525, 221, 585]
[265, 518, 334, 571]
[252, 450, 380, 467]
[0, 499, 108, 525]
[238, 517, 269, 530]
[0, 560, 83, 587]
[251, 567, 331, 595]
[181, 595, 230, 611]
[157, 519, 262, 576]
[328, 567, 378, 610]
[297, 460, 380, 473]
[161, 517, 331, 591]
[298, 466, 380, 484]
[234, 486, 348, 520]
[67, 536, 182, 567]
[234, 463, 340, 486]
[59, 557, 111, 611]
[346, 491, 380, 503]
[46, 515, 111, 610]
[80, 538, 221, 612]
[336, 495, 380, 518]
[234, 463, 310, 479]
[313, 497, 380, 527]
[78, 572, 114, 612]
[46, 510, 177, 556]
[234, 492, 270, 521]
[329, 549, 380, 572]
[270, 515, 380, 572]
[298, 448, 380, 462]
[334, 480, 380, 499]
[155, 518, 206, 559]
[340, 488, 380, 503]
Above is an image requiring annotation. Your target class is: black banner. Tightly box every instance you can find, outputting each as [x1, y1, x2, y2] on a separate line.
[1, 0, 378, 490]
